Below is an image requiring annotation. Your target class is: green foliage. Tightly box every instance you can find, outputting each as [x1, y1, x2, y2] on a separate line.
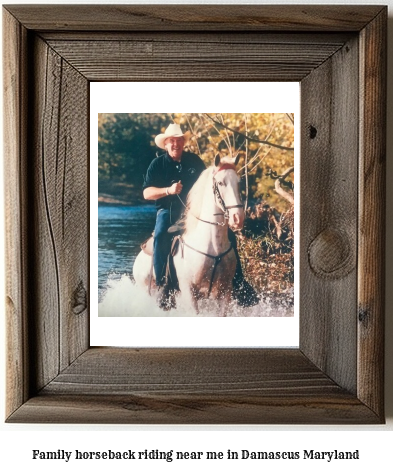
[98, 113, 172, 189]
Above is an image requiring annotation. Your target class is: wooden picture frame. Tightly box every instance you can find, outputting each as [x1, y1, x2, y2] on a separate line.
[3, 5, 386, 424]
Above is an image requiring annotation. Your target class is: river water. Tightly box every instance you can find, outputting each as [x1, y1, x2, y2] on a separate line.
[98, 204, 156, 299]
[98, 204, 293, 317]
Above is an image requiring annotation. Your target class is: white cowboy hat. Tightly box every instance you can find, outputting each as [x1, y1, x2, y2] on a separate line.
[155, 123, 191, 150]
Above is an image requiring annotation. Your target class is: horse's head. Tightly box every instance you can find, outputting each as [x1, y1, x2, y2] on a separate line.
[213, 154, 245, 231]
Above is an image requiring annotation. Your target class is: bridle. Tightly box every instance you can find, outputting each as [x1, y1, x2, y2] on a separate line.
[210, 164, 244, 225]
[176, 164, 244, 227]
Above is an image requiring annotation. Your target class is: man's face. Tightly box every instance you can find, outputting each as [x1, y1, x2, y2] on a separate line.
[165, 136, 185, 161]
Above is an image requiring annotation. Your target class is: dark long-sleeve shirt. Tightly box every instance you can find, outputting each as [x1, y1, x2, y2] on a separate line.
[142, 151, 206, 210]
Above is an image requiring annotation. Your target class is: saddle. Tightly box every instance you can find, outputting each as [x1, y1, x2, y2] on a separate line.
[141, 220, 184, 257]
[140, 221, 185, 257]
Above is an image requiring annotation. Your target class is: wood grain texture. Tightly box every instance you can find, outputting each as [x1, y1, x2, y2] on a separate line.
[3, 5, 384, 32]
[3, 5, 386, 424]
[358, 9, 387, 418]
[44, 348, 341, 395]
[300, 36, 359, 394]
[40, 31, 353, 44]
[29, 36, 89, 390]
[9, 392, 378, 425]
[3, 9, 31, 418]
[46, 38, 347, 82]
[7, 348, 379, 424]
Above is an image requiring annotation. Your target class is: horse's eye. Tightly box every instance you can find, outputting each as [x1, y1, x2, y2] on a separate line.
[218, 181, 224, 186]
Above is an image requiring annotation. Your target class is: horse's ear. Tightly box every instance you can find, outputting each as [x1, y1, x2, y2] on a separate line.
[233, 153, 240, 166]
[214, 154, 221, 167]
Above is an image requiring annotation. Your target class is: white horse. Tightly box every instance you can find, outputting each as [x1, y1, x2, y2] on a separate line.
[133, 154, 245, 316]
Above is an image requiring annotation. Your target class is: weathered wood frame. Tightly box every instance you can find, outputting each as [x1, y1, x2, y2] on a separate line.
[3, 5, 386, 424]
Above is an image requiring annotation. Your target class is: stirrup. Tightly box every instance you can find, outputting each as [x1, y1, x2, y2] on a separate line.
[167, 223, 184, 234]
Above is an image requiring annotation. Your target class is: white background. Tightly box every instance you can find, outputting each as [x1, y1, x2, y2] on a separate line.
[90, 82, 300, 347]
[1, 0, 392, 472]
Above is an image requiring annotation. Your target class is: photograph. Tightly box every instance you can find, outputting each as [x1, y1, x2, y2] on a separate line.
[97, 113, 295, 318]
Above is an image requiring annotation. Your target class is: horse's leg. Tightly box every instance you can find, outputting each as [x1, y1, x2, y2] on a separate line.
[179, 284, 199, 315]
[219, 294, 230, 317]
[173, 253, 200, 315]
[191, 296, 199, 315]
[190, 285, 200, 314]
[216, 284, 233, 317]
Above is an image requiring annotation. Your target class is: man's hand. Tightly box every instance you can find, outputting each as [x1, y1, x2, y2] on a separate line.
[168, 181, 183, 195]
[143, 181, 183, 200]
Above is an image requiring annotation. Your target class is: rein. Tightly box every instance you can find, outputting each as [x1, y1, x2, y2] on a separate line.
[176, 190, 226, 226]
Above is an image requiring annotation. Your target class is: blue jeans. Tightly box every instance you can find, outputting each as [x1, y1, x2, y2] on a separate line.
[153, 209, 174, 287]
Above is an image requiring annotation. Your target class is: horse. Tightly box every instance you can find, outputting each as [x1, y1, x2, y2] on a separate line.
[132, 154, 245, 316]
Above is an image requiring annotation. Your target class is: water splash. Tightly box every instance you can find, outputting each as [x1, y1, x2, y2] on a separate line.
[98, 275, 293, 318]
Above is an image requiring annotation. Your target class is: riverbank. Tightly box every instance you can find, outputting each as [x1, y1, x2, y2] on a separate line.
[98, 180, 145, 206]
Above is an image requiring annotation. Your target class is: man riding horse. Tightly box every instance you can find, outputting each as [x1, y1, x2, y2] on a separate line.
[142, 123, 259, 310]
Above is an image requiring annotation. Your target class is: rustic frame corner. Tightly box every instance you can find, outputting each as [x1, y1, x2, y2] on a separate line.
[3, 5, 386, 424]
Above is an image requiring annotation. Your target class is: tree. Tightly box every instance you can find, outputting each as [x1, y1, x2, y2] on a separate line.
[98, 113, 171, 185]
[98, 112, 294, 212]
[176, 113, 294, 212]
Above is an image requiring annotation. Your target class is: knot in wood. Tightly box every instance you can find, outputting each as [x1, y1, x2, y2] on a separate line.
[308, 228, 354, 279]
[358, 307, 370, 324]
[73, 281, 87, 315]
[309, 125, 317, 139]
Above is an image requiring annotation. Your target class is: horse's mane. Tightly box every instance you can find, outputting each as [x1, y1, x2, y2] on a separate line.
[183, 167, 213, 233]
